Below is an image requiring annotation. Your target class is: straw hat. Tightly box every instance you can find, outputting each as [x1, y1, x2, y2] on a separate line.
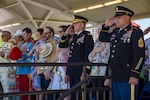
[39, 43, 53, 58]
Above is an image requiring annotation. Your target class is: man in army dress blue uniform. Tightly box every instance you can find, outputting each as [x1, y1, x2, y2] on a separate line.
[59, 15, 94, 100]
[99, 6, 145, 100]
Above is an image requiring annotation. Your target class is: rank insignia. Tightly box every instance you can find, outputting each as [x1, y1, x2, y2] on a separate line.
[138, 37, 144, 48]
[77, 35, 85, 43]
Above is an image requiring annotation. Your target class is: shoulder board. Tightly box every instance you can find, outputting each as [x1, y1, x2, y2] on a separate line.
[84, 30, 90, 33]
[131, 25, 139, 30]
[86, 31, 92, 35]
[113, 28, 119, 32]
[87, 32, 92, 35]
[83, 30, 91, 35]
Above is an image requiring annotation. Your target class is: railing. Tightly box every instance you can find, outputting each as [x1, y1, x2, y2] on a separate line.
[0, 62, 112, 100]
[57, 75, 112, 100]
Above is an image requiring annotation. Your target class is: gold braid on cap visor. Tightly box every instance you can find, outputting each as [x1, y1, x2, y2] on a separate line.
[73, 19, 87, 23]
[115, 10, 132, 15]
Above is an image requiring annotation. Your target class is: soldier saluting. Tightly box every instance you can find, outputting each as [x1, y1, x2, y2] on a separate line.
[99, 6, 145, 100]
[60, 15, 94, 100]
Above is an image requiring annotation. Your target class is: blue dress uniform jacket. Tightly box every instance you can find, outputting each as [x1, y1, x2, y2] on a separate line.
[60, 30, 94, 77]
[99, 23, 145, 82]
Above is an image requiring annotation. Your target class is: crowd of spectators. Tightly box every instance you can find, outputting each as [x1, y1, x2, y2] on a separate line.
[0, 5, 150, 100]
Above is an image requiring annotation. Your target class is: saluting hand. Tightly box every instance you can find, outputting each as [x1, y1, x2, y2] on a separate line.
[105, 16, 115, 27]
[65, 25, 74, 35]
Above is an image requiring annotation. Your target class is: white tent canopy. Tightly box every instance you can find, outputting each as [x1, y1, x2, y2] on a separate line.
[0, 0, 150, 34]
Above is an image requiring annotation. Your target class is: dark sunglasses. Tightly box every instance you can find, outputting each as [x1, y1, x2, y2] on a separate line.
[44, 32, 51, 35]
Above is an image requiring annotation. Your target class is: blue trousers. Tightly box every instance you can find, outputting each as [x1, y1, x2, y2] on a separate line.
[112, 81, 138, 100]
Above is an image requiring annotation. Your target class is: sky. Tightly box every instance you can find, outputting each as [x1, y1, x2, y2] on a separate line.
[133, 18, 150, 40]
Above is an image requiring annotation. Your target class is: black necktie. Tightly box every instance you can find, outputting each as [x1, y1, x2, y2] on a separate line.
[73, 34, 77, 41]
[118, 29, 122, 34]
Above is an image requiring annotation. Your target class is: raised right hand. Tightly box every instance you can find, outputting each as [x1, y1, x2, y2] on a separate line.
[105, 16, 115, 27]
[65, 25, 74, 35]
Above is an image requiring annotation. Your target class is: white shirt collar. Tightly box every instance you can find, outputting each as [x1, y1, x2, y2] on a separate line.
[76, 31, 83, 35]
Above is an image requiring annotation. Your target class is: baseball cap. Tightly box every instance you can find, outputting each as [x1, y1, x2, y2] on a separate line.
[13, 30, 22, 37]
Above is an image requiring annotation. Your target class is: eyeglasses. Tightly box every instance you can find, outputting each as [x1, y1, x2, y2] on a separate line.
[58, 30, 64, 33]
[44, 32, 51, 35]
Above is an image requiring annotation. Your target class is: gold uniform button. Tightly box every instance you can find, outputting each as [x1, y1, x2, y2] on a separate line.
[113, 45, 116, 48]
[124, 28, 127, 31]
[127, 64, 129, 67]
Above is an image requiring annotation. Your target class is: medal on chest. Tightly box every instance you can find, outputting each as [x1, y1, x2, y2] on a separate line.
[110, 33, 116, 41]
[120, 29, 133, 43]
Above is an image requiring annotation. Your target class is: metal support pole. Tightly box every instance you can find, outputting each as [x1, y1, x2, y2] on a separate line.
[108, 66, 112, 100]
[82, 65, 87, 100]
